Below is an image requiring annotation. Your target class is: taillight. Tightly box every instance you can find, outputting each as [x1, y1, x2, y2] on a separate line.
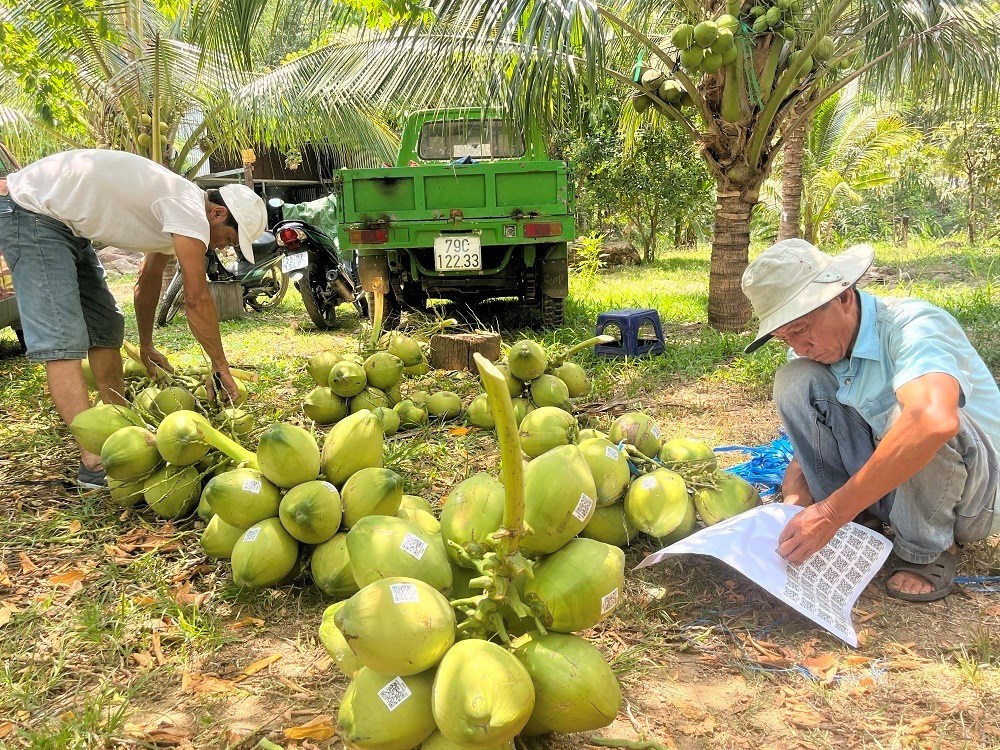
[277, 226, 305, 250]
[349, 228, 389, 244]
[524, 222, 562, 238]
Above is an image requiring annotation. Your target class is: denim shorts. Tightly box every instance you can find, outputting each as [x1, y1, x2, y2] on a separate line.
[0, 194, 125, 361]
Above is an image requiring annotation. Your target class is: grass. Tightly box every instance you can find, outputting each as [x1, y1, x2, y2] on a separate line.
[0, 239, 998, 748]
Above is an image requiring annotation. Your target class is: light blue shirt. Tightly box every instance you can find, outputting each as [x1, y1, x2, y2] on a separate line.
[825, 291, 1000, 453]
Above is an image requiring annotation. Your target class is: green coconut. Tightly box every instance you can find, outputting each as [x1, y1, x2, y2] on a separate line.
[155, 410, 210, 466]
[701, 51, 724, 74]
[512, 631, 622, 736]
[70, 404, 145, 455]
[421, 732, 513, 750]
[329, 360, 368, 398]
[721, 44, 739, 65]
[231, 518, 299, 588]
[108, 477, 145, 508]
[339, 667, 437, 750]
[217, 407, 254, 437]
[101, 426, 161, 481]
[385, 384, 402, 405]
[426, 391, 463, 420]
[340, 467, 404, 528]
[580, 502, 638, 547]
[519, 407, 578, 459]
[201, 468, 281, 529]
[385, 332, 424, 367]
[680, 46, 704, 70]
[303, 387, 349, 425]
[495, 363, 524, 398]
[200, 514, 246, 559]
[609, 412, 662, 458]
[512, 397, 535, 427]
[813, 35, 836, 63]
[371, 406, 400, 436]
[440, 473, 505, 566]
[318, 602, 362, 678]
[143, 464, 201, 518]
[712, 27, 735, 53]
[529, 374, 571, 411]
[624, 468, 690, 537]
[657, 497, 698, 546]
[279, 479, 343, 544]
[506, 340, 547, 382]
[151, 386, 196, 417]
[133, 385, 160, 416]
[525, 538, 625, 633]
[393, 399, 429, 429]
[401, 494, 434, 514]
[336, 577, 456, 675]
[671, 23, 695, 49]
[692, 471, 761, 525]
[521, 444, 597, 555]
[551, 361, 590, 398]
[257, 423, 321, 488]
[716, 13, 739, 32]
[81, 358, 98, 390]
[432, 639, 534, 747]
[306, 350, 342, 386]
[347, 515, 452, 593]
[364, 351, 405, 391]
[123, 358, 148, 380]
[577, 428, 608, 443]
[322, 409, 384, 487]
[311, 532, 359, 599]
[658, 437, 718, 478]
[577, 438, 631, 506]
[351, 387, 391, 414]
[693, 19, 719, 46]
[403, 361, 430, 377]
[465, 394, 495, 429]
[396, 506, 440, 535]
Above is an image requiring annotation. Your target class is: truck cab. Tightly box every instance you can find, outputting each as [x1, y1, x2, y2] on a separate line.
[338, 108, 574, 328]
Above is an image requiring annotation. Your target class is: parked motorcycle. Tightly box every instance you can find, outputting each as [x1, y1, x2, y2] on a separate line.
[270, 198, 366, 329]
[156, 229, 288, 326]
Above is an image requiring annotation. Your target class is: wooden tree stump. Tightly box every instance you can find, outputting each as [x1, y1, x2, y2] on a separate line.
[209, 281, 246, 321]
[430, 332, 501, 371]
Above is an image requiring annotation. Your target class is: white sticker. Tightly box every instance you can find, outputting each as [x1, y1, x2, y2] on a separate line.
[390, 582, 420, 604]
[641, 475, 657, 490]
[572, 493, 595, 522]
[399, 533, 428, 560]
[651, 424, 661, 439]
[242, 527, 261, 543]
[605, 445, 620, 461]
[242, 478, 262, 494]
[322, 482, 337, 492]
[601, 587, 620, 614]
[378, 676, 412, 711]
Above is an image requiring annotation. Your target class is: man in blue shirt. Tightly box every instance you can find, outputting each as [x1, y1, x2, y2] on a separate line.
[742, 239, 999, 602]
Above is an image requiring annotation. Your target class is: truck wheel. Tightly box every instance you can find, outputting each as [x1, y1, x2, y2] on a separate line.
[365, 290, 401, 331]
[540, 295, 565, 328]
[298, 277, 336, 330]
[156, 273, 185, 326]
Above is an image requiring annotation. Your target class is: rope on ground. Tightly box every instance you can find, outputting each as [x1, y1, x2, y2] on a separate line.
[714, 434, 794, 497]
[953, 575, 1000, 593]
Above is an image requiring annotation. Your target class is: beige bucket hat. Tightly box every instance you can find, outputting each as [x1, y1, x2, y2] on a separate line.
[741, 239, 874, 353]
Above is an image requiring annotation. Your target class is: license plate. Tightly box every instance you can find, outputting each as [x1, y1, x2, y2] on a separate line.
[434, 235, 482, 271]
[281, 251, 309, 273]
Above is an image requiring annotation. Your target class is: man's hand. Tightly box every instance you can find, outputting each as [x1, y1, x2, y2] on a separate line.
[776, 501, 843, 565]
[205, 367, 241, 405]
[140, 345, 174, 378]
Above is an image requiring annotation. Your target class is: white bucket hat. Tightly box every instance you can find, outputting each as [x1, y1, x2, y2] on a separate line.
[741, 239, 874, 353]
[219, 183, 267, 262]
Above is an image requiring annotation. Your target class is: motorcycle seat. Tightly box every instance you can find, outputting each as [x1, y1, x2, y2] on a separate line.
[252, 231, 278, 258]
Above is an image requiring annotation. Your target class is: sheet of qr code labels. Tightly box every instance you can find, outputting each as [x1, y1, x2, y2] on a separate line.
[637, 503, 892, 646]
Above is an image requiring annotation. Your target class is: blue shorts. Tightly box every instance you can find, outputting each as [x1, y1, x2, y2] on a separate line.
[0, 194, 125, 362]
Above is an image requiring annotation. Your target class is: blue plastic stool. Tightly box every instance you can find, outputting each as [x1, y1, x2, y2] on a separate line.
[594, 308, 666, 357]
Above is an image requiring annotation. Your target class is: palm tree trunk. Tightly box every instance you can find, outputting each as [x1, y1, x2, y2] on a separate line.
[779, 123, 806, 241]
[709, 188, 758, 332]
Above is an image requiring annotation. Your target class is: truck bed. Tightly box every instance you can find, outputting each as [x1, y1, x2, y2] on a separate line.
[338, 160, 571, 224]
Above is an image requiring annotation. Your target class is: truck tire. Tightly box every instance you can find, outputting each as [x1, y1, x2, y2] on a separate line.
[298, 277, 336, 330]
[540, 294, 565, 328]
[156, 273, 185, 326]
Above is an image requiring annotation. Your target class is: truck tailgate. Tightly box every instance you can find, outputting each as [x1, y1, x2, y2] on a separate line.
[339, 161, 570, 223]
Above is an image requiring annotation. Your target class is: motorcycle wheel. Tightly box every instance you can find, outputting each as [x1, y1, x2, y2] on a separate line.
[244, 266, 289, 312]
[156, 273, 185, 326]
[298, 276, 337, 330]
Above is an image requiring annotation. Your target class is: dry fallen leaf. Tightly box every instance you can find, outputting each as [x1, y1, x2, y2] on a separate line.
[231, 617, 265, 630]
[181, 671, 237, 694]
[238, 653, 282, 679]
[284, 715, 337, 741]
[68, 520, 83, 534]
[19, 552, 38, 574]
[49, 569, 87, 587]
[131, 651, 156, 669]
[0, 722, 13, 739]
[448, 427, 470, 437]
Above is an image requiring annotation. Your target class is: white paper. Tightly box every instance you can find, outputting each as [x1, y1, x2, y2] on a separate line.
[636, 504, 892, 647]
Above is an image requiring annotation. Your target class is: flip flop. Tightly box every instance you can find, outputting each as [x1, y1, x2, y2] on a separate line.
[884, 549, 957, 602]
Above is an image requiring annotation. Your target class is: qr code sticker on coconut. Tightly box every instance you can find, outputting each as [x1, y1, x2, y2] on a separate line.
[390, 582, 420, 604]
[377, 677, 412, 711]
[242, 527, 261, 543]
[322, 482, 337, 492]
[573, 493, 595, 522]
[601, 587, 619, 614]
[399, 533, 428, 560]
[651, 424, 661, 438]
[605, 446, 620, 460]
[242, 478, 262, 494]
[641, 476, 657, 491]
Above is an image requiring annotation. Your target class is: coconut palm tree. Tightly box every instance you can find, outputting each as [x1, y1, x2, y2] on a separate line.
[269, 0, 1000, 331]
[798, 91, 919, 244]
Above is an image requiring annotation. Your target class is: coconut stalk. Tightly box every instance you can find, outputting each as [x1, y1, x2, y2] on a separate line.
[169, 410, 258, 469]
[547, 334, 615, 368]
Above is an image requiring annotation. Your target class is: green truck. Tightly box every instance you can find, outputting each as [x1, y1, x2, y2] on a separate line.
[337, 109, 574, 327]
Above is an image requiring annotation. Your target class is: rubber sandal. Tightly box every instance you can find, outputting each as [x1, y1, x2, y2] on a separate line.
[884, 549, 957, 602]
[77, 463, 108, 490]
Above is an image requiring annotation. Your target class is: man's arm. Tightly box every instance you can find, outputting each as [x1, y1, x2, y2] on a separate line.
[777, 372, 962, 563]
[134, 252, 174, 375]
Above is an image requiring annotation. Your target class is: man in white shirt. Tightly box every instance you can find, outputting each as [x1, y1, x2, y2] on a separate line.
[0, 149, 267, 487]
